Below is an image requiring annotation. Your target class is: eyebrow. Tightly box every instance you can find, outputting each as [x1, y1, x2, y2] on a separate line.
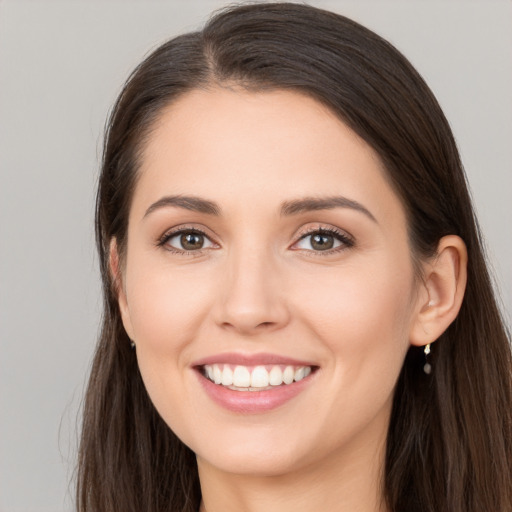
[143, 194, 377, 223]
[280, 196, 377, 223]
[143, 195, 221, 218]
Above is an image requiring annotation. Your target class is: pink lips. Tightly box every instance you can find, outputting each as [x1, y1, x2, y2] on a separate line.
[193, 352, 315, 368]
[193, 352, 317, 414]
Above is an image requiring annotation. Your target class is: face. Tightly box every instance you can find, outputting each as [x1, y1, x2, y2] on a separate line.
[116, 87, 425, 478]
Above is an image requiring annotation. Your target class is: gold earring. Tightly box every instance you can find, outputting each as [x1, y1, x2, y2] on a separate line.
[423, 343, 432, 374]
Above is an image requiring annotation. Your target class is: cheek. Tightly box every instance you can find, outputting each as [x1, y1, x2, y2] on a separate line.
[284, 256, 416, 452]
[122, 256, 218, 421]
[296, 254, 415, 372]
[123, 262, 216, 434]
[125, 259, 214, 353]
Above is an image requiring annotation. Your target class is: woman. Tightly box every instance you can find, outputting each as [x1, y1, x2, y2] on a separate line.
[77, 3, 512, 511]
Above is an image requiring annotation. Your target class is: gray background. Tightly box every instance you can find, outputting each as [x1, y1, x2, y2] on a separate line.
[0, 1, 510, 511]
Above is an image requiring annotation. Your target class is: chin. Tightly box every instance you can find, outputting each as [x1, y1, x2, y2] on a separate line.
[186, 419, 330, 477]
[197, 442, 312, 477]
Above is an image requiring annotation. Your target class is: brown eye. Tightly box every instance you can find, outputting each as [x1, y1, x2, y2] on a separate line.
[181, 232, 204, 250]
[163, 230, 215, 252]
[293, 228, 353, 253]
[310, 233, 334, 251]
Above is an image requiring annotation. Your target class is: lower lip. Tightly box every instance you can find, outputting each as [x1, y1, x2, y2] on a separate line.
[195, 370, 315, 413]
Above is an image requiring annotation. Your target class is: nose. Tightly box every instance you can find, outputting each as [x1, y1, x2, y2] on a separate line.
[213, 245, 290, 335]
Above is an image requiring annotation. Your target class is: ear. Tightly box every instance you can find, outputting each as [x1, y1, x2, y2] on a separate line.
[109, 238, 135, 341]
[409, 235, 468, 347]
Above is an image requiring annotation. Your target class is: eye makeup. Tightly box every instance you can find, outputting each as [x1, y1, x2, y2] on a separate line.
[291, 225, 355, 255]
[155, 222, 355, 257]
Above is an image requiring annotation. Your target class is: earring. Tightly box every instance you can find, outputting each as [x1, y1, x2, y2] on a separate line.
[130, 340, 136, 349]
[423, 343, 432, 374]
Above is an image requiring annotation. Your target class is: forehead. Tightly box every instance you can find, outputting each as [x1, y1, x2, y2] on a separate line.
[133, 87, 405, 228]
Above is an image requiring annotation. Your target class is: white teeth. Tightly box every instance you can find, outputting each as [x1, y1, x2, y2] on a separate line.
[251, 366, 269, 388]
[269, 366, 283, 386]
[294, 367, 305, 382]
[233, 365, 251, 387]
[283, 366, 294, 385]
[213, 365, 222, 385]
[221, 365, 233, 386]
[203, 363, 313, 389]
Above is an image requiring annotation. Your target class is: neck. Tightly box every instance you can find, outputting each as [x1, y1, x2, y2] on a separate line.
[197, 423, 389, 512]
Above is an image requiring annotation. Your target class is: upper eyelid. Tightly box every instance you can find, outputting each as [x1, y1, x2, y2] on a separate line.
[294, 224, 354, 242]
[158, 224, 217, 243]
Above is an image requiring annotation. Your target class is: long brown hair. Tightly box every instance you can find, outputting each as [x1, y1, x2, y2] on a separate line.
[77, 3, 512, 511]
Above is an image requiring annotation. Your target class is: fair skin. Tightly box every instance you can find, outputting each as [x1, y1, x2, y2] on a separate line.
[111, 87, 467, 512]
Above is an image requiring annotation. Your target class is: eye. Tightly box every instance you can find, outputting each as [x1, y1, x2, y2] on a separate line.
[293, 228, 354, 252]
[159, 229, 216, 253]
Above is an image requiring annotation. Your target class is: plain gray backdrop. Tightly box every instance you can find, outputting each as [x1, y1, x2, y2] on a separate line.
[1, 1, 510, 511]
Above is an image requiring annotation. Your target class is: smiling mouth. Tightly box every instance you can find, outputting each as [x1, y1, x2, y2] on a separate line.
[201, 364, 316, 391]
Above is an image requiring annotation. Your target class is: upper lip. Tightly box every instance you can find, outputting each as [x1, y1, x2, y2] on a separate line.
[192, 352, 317, 368]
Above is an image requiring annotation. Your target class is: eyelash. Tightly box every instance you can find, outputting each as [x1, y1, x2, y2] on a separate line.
[157, 226, 214, 256]
[157, 225, 355, 256]
[294, 227, 355, 255]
